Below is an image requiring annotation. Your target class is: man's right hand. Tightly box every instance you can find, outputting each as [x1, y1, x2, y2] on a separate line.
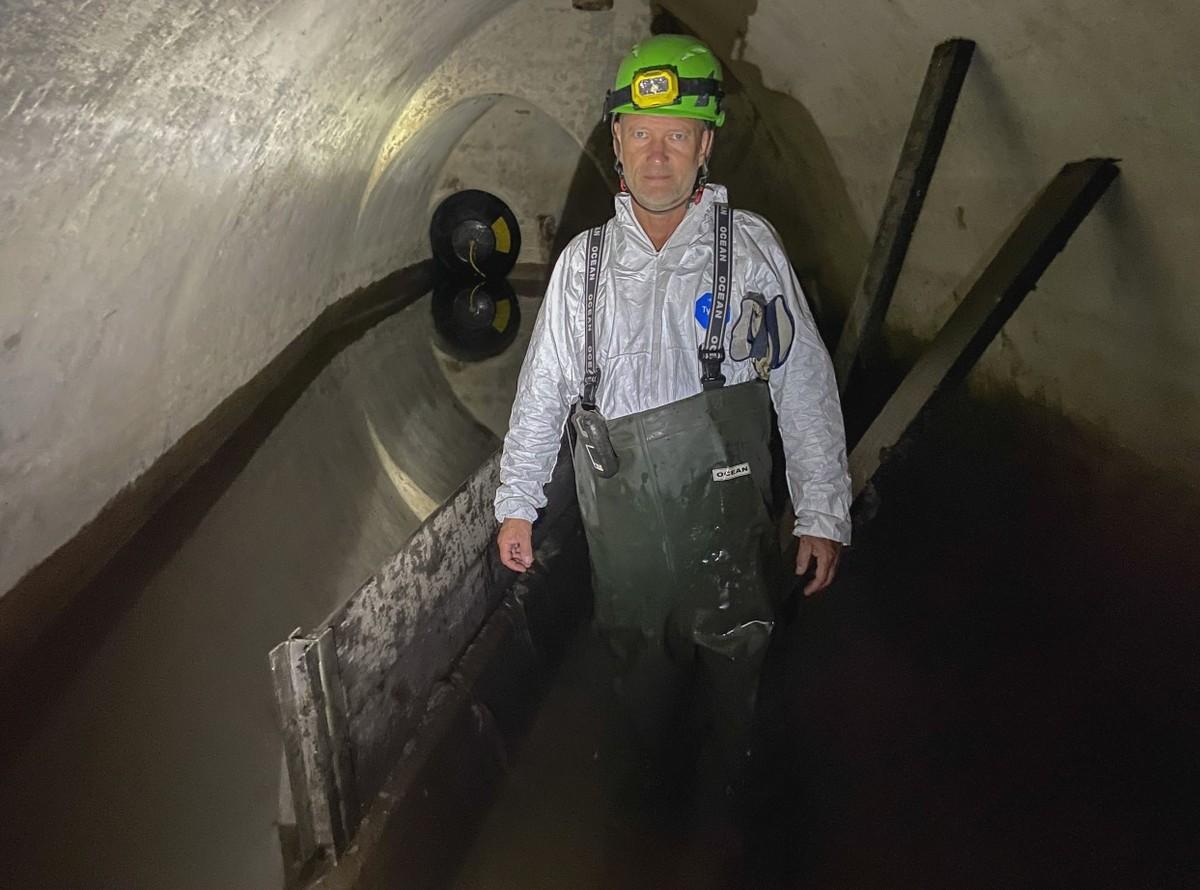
[497, 517, 534, 572]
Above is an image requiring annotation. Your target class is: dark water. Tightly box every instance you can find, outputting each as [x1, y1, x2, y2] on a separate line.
[452, 389, 1200, 889]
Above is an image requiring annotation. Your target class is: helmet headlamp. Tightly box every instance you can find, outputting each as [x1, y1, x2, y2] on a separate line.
[631, 67, 679, 109]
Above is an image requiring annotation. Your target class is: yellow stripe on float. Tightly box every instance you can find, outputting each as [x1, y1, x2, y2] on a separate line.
[491, 217, 511, 253]
[492, 299, 511, 332]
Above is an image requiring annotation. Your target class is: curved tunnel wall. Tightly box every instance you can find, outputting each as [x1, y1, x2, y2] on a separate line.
[431, 95, 604, 267]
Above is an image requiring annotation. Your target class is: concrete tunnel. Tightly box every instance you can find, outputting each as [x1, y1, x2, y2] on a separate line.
[1, 0, 1198, 887]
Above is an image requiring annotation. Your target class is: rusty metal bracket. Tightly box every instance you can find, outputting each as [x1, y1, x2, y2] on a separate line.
[270, 627, 360, 865]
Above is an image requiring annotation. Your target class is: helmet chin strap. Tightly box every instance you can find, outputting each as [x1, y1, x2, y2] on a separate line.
[693, 161, 710, 204]
[614, 159, 628, 193]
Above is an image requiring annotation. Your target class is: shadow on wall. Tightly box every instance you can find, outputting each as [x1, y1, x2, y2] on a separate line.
[550, 119, 620, 261]
[652, 2, 870, 342]
[1090, 182, 1197, 437]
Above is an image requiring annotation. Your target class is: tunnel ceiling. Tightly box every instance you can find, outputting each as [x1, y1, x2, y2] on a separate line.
[3, 0, 1199, 626]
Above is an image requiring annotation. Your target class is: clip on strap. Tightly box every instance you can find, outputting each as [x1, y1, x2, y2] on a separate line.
[580, 223, 606, 410]
[700, 202, 733, 389]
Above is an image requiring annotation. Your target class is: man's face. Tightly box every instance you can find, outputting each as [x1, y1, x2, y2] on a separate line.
[613, 114, 713, 213]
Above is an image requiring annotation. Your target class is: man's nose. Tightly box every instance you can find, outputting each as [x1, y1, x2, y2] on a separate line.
[647, 136, 670, 162]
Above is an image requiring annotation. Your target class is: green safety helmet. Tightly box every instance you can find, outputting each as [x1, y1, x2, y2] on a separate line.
[604, 34, 726, 127]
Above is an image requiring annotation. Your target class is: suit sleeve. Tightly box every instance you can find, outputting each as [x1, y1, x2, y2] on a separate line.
[493, 241, 584, 524]
[755, 222, 853, 545]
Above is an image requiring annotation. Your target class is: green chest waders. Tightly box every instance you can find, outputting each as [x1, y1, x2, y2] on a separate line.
[571, 205, 782, 787]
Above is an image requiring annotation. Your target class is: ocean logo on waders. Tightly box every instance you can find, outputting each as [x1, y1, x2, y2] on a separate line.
[712, 462, 751, 482]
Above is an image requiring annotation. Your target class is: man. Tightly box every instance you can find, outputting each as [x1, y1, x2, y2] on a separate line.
[494, 34, 851, 789]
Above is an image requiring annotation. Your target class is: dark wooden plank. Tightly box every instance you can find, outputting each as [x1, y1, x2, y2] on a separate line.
[338, 446, 579, 804]
[305, 520, 591, 890]
[833, 38, 976, 392]
[271, 429, 578, 863]
[330, 451, 506, 804]
[850, 158, 1119, 497]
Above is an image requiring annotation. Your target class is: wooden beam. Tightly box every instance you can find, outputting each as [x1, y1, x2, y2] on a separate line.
[850, 158, 1120, 499]
[833, 38, 976, 393]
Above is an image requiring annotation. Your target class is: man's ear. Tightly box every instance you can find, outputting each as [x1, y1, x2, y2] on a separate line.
[611, 117, 622, 160]
[700, 124, 715, 164]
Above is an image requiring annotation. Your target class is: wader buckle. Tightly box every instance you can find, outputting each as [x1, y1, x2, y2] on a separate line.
[699, 347, 726, 389]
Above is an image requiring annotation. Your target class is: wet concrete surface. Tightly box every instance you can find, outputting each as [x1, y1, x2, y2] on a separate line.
[450, 387, 1200, 889]
[0, 296, 510, 889]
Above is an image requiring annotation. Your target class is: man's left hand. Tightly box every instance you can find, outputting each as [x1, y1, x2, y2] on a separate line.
[796, 535, 842, 596]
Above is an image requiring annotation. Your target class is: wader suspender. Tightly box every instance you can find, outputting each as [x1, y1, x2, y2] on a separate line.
[700, 202, 733, 389]
[580, 223, 607, 411]
[579, 202, 733, 408]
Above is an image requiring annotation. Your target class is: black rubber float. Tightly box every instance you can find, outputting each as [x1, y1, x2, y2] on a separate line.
[430, 189, 522, 279]
[431, 275, 522, 362]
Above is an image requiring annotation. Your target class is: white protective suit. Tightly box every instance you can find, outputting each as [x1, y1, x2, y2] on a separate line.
[494, 184, 852, 544]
